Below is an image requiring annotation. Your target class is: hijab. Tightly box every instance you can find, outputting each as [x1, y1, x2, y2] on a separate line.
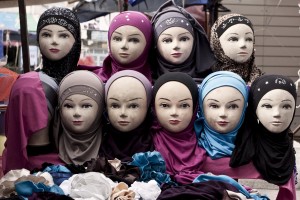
[37, 7, 81, 83]
[152, 72, 207, 184]
[194, 71, 248, 159]
[151, 0, 216, 84]
[99, 70, 154, 162]
[231, 74, 296, 185]
[210, 13, 262, 85]
[98, 11, 153, 82]
[53, 70, 105, 165]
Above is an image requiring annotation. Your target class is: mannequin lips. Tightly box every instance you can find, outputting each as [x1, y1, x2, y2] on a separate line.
[118, 121, 130, 126]
[237, 52, 248, 56]
[119, 53, 129, 58]
[171, 53, 182, 58]
[271, 121, 282, 126]
[217, 121, 229, 126]
[73, 121, 83, 125]
[49, 48, 60, 53]
[169, 119, 181, 125]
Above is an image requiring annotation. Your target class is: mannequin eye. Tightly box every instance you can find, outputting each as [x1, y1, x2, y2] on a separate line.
[63, 103, 73, 109]
[282, 104, 292, 110]
[208, 103, 219, 109]
[160, 103, 170, 108]
[128, 38, 140, 43]
[246, 37, 253, 42]
[179, 36, 190, 42]
[59, 33, 70, 39]
[261, 104, 272, 109]
[228, 37, 238, 42]
[112, 36, 122, 42]
[180, 103, 190, 108]
[128, 103, 139, 109]
[82, 104, 92, 109]
[41, 32, 51, 37]
[228, 104, 239, 109]
[162, 38, 172, 43]
[110, 103, 120, 109]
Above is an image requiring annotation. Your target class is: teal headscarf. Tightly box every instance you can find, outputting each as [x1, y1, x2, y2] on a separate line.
[194, 71, 248, 159]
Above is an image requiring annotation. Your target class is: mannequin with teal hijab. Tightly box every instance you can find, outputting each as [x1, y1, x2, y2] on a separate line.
[194, 71, 248, 159]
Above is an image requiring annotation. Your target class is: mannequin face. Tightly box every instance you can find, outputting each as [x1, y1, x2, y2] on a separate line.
[256, 89, 295, 133]
[219, 24, 254, 63]
[39, 24, 75, 61]
[61, 94, 99, 134]
[157, 27, 194, 65]
[203, 86, 245, 133]
[155, 81, 193, 133]
[110, 25, 146, 65]
[107, 77, 148, 132]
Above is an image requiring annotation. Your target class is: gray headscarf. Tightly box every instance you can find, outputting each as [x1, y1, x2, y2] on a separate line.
[53, 70, 104, 165]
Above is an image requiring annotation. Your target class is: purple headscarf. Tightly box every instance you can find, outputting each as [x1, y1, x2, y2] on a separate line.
[98, 11, 153, 83]
[151, 72, 207, 184]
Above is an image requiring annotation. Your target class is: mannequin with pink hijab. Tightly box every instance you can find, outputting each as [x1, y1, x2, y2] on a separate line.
[80, 11, 153, 83]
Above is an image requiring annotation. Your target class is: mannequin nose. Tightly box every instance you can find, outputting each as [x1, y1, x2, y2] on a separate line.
[73, 107, 81, 118]
[120, 107, 127, 118]
[173, 40, 180, 50]
[219, 107, 227, 118]
[239, 40, 246, 48]
[170, 107, 178, 117]
[121, 40, 128, 50]
[51, 36, 58, 45]
[273, 108, 281, 118]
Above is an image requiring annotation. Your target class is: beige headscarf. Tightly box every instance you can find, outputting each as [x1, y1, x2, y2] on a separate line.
[53, 70, 104, 165]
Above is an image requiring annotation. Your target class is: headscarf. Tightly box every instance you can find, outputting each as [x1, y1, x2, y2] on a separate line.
[152, 72, 207, 184]
[151, 0, 216, 84]
[53, 70, 105, 165]
[194, 71, 248, 159]
[99, 70, 154, 162]
[231, 74, 296, 185]
[210, 13, 262, 85]
[98, 11, 153, 82]
[37, 7, 81, 83]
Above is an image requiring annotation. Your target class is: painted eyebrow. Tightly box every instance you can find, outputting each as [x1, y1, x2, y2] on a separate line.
[108, 97, 143, 101]
[158, 98, 171, 101]
[178, 32, 191, 36]
[41, 28, 68, 33]
[65, 98, 91, 102]
[206, 98, 242, 103]
[179, 98, 192, 102]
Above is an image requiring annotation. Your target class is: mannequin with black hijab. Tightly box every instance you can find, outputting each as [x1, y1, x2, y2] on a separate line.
[230, 74, 296, 185]
[151, 0, 216, 84]
[2, 7, 81, 173]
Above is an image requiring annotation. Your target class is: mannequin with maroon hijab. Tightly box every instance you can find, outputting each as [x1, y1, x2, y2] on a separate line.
[93, 11, 153, 83]
[2, 7, 81, 174]
[99, 70, 154, 162]
[152, 72, 206, 184]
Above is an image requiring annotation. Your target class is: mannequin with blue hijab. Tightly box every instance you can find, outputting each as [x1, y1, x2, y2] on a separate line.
[194, 71, 248, 159]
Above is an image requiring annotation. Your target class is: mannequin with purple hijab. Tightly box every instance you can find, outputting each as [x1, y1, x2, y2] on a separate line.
[81, 11, 153, 83]
[152, 72, 207, 184]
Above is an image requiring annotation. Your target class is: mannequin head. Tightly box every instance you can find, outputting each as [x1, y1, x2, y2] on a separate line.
[58, 70, 104, 134]
[250, 74, 297, 133]
[153, 72, 198, 133]
[199, 71, 248, 134]
[203, 86, 245, 133]
[219, 24, 253, 63]
[36, 7, 81, 83]
[39, 24, 75, 61]
[157, 26, 194, 64]
[210, 13, 254, 64]
[105, 70, 152, 132]
[154, 11, 194, 65]
[108, 11, 152, 66]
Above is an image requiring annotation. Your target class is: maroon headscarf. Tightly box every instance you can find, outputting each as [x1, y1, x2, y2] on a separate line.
[151, 72, 207, 184]
[98, 11, 153, 83]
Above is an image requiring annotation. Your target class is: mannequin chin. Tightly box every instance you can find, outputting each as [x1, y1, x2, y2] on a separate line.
[155, 81, 193, 133]
[106, 76, 148, 132]
[256, 89, 295, 133]
[203, 86, 245, 134]
[157, 27, 194, 65]
[219, 24, 254, 63]
[110, 25, 146, 65]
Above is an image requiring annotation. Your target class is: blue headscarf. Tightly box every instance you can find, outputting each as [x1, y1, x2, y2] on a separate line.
[194, 71, 248, 159]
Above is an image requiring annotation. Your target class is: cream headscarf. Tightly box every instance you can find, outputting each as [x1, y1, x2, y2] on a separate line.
[53, 70, 104, 165]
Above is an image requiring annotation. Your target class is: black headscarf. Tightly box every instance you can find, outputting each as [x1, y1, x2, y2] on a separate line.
[231, 74, 296, 185]
[151, 0, 215, 84]
[37, 7, 81, 83]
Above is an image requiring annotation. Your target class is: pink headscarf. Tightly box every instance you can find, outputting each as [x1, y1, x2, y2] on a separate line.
[98, 11, 153, 83]
[151, 72, 207, 184]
